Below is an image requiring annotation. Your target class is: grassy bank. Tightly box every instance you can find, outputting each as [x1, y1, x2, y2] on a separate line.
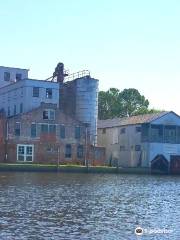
[0, 163, 152, 174]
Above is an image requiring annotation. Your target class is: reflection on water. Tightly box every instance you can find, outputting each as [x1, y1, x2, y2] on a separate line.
[0, 172, 179, 239]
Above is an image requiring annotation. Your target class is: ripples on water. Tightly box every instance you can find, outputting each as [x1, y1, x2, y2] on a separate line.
[0, 172, 179, 240]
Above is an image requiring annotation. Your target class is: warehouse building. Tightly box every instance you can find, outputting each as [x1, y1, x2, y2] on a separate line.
[97, 111, 180, 173]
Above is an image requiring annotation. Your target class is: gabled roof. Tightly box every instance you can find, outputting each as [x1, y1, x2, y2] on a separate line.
[97, 111, 171, 129]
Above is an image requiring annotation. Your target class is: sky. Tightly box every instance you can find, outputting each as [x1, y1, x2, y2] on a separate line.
[0, 0, 180, 113]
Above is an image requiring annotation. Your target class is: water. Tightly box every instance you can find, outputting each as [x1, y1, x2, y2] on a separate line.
[0, 172, 179, 240]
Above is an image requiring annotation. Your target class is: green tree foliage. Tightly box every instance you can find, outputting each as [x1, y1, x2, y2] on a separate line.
[98, 88, 161, 119]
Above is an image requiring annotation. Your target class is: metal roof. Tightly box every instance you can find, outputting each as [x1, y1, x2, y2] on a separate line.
[97, 111, 171, 128]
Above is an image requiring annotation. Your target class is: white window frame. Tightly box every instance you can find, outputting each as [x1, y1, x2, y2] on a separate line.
[17, 144, 34, 162]
[43, 109, 55, 120]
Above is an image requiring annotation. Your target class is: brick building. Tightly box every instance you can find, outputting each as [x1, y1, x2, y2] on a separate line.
[0, 103, 105, 165]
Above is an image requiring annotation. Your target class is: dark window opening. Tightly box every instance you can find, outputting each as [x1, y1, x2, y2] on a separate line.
[46, 88, 52, 99]
[75, 126, 81, 139]
[102, 129, 106, 134]
[49, 124, 56, 133]
[15, 122, 20, 136]
[16, 73, 22, 81]
[60, 125, 65, 139]
[4, 72, 10, 81]
[120, 145, 125, 151]
[31, 124, 36, 138]
[41, 124, 48, 133]
[136, 126, 141, 133]
[135, 145, 141, 151]
[14, 105, 16, 115]
[65, 144, 72, 158]
[120, 128, 126, 134]
[33, 87, 39, 97]
[20, 103, 23, 113]
[77, 145, 83, 158]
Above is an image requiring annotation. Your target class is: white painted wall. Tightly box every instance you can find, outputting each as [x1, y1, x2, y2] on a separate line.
[0, 79, 59, 116]
[0, 66, 28, 88]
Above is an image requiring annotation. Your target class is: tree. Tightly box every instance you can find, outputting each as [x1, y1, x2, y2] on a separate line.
[119, 88, 149, 117]
[98, 88, 161, 119]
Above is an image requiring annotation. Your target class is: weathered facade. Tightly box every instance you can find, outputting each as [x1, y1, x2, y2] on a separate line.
[98, 112, 180, 173]
[0, 103, 105, 165]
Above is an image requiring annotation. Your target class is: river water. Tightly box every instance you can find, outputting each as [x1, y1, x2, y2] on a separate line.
[0, 172, 179, 240]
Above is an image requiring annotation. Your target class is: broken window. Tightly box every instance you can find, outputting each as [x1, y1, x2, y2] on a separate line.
[135, 145, 141, 151]
[43, 109, 55, 120]
[46, 88, 52, 99]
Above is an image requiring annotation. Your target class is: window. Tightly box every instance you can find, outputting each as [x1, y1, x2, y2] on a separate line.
[46, 88, 52, 99]
[102, 129, 106, 134]
[4, 72, 10, 81]
[17, 144, 34, 162]
[65, 144, 72, 158]
[33, 87, 39, 97]
[120, 128, 126, 134]
[49, 124, 56, 133]
[31, 124, 36, 138]
[120, 145, 125, 151]
[75, 126, 81, 139]
[20, 103, 23, 113]
[14, 105, 16, 115]
[43, 109, 55, 120]
[135, 145, 141, 151]
[136, 126, 141, 133]
[60, 125, 65, 139]
[77, 145, 83, 158]
[15, 122, 20, 136]
[16, 73, 22, 81]
[41, 124, 48, 133]
[8, 107, 10, 116]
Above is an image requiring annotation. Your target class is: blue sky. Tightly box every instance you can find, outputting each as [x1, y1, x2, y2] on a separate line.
[0, 0, 180, 113]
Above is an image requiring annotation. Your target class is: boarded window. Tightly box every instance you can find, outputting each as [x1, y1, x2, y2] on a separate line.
[65, 144, 72, 158]
[15, 122, 20, 136]
[77, 145, 83, 158]
[31, 124, 36, 138]
[75, 126, 81, 139]
[46, 88, 52, 99]
[4, 72, 10, 81]
[60, 125, 65, 139]
[33, 87, 39, 97]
